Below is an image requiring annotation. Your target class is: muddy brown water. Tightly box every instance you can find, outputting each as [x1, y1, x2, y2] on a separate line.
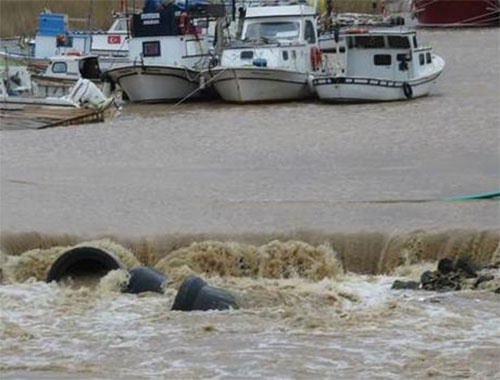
[0, 29, 499, 379]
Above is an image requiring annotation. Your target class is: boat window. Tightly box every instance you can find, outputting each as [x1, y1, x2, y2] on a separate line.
[419, 53, 425, 65]
[143, 41, 161, 57]
[291, 50, 297, 59]
[304, 20, 316, 44]
[245, 21, 300, 42]
[282, 50, 289, 60]
[52, 62, 67, 73]
[374, 54, 392, 66]
[112, 19, 128, 32]
[413, 35, 418, 48]
[388, 35, 410, 49]
[240, 51, 254, 60]
[426, 52, 432, 63]
[353, 36, 385, 49]
[396, 53, 411, 61]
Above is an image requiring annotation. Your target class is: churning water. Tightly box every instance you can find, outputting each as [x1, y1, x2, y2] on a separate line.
[0, 29, 499, 379]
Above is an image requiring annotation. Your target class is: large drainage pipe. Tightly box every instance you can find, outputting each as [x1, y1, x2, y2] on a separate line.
[46, 246, 124, 283]
[172, 276, 239, 311]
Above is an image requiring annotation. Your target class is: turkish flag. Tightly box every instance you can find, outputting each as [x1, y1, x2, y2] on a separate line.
[108, 35, 121, 44]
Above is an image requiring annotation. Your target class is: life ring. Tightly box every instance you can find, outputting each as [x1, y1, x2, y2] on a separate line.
[403, 82, 413, 99]
[310, 46, 322, 70]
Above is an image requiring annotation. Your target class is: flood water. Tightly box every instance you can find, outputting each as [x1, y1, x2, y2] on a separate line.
[1, 29, 499, 379]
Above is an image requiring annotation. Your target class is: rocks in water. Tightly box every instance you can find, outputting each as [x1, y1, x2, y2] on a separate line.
[437, 258, 454, 275]
[420, 270, 461, 292]
[393, 256, 495, 293]
[451, 258, 477, 278]
[391, 280, 420, 290]
[473, 274, 495, 289]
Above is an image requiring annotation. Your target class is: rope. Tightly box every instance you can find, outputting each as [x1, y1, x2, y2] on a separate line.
[171, 67, 228, 107]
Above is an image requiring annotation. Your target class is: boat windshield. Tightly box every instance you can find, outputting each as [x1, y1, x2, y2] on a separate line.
[244, 21, 300, 42]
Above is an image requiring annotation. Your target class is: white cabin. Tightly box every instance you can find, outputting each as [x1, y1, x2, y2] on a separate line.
[90, 14, 130, 57]
[126, 11, 211, 70]
[330, 29, 435, 81]
[220, 4, 319, 72]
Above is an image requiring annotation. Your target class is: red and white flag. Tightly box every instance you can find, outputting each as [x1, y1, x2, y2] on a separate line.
[108, 35, 121, 44]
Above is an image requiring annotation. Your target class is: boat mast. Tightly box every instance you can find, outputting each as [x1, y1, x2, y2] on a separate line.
[87, 0, 94, 29]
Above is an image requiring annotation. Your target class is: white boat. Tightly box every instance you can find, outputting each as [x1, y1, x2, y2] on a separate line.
[106, 5, 220, 103]
[313, 28, 444, 102]
[31, 54, 102, 98]
[205, 3, 323, 103]
[0, 11, 130, 73]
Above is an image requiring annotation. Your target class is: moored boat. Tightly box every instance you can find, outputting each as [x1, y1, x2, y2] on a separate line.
[413, 0, 500, 27]
[312, 28, 445, 102]
[31, 54, 102, 97]
[205, 3, 323, 103]
[106, 3, 222, 103]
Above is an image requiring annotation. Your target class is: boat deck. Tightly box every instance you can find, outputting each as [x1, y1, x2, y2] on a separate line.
[0, 102, 112, 130]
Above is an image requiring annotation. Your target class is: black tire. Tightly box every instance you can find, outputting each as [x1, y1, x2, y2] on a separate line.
[191, 285, 239, 311]
[171, 276, 207, 311]
[403, 82, 413, 99]
[125, 266, 168, 294]
[46, 247, 123, 283]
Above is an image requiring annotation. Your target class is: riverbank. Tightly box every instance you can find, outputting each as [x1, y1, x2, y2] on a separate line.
[0, 0, 376, 37]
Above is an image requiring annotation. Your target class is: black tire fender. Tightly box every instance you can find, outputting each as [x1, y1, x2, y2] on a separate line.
[125, 266, 168, 294]
[46, 247, 123, 283]
[403, 82, 413, 99]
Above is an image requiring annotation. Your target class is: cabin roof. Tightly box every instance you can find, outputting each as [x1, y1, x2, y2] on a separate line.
[245, 5, 316, 19]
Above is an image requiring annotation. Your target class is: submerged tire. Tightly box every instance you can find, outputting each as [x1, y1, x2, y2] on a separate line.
[403, 82, 413, 99]
[126, 266, 168, 294]
[191, 285, 239, 311]
[171, 275, 238, 311]
[46, 247, 123, 283]
[171, 276, 207, 311]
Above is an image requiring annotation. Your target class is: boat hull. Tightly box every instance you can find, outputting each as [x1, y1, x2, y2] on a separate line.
[207, 68, 312, 103]
[106, 65, 199, 103]
[313, 70, 443, 102]
[414, 0, 500, 26]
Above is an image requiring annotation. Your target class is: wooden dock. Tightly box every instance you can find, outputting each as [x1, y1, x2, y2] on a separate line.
[0, 101, 113, 130]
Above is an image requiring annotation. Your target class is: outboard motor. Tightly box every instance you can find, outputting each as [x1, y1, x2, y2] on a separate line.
[64, 78, 112, 109]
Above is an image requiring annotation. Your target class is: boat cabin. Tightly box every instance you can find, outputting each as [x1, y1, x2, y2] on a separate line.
[34, 12, 92, 58]
[90, 13, 130, 56]
[220, 4, 319, 71]
[127, 4, 224, 67]
[332, 29, 434, 81]
[43, 55, 101, 81]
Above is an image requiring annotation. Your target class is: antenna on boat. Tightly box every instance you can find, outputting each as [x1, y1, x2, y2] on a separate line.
[87, 0, 94, 29]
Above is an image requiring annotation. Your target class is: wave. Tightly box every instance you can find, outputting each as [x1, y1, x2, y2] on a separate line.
[1, 229, 498, 285]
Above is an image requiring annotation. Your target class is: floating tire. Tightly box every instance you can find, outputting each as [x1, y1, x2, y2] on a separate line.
[46, 247, 123, 283]
[403, 82, 413, 99]
[171, 275, 238, 311]
[125, 266, 168, 294]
